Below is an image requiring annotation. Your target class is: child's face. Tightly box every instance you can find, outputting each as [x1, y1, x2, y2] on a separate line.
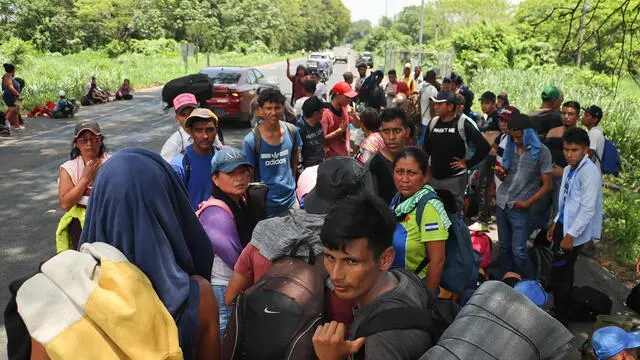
[563, 142, 589, 167]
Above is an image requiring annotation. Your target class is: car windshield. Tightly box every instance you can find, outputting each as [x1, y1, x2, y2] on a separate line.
[310, 54, 326, 60]
[200, 69, 241, 84]
[360, 53, 371, 57]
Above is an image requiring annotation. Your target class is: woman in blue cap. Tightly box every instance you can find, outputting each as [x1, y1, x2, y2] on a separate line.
[196, 147, 259, 336]
[593, 326, 640, 360]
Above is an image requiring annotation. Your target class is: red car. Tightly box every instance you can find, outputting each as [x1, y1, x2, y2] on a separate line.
[199, 66, 276, 126]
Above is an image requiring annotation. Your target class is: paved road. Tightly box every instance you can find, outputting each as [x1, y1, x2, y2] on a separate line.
[0, 51, 634, 359]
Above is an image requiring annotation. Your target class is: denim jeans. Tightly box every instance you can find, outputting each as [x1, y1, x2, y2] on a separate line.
[476, 156, 496, 224]
[212, 284, 233, 337]
[497, 206, 534, 279]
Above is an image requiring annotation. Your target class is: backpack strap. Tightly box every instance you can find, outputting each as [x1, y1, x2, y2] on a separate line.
[182, 152, 192, 187]
[414, 191, 441, 275]
[196, 198, 233, 219]
[428, 116, 440, 133]
[252, 126, 262, 181]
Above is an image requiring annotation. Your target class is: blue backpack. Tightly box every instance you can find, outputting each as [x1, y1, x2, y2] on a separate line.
[412, 192, 481, 294]
[600, 138, 622, 176]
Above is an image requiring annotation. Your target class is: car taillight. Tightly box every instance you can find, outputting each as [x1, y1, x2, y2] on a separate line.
[230, 92, 239, 97]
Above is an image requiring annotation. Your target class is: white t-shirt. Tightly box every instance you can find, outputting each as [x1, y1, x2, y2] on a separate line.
[315, 83, 327, 100]
[588, 126, 605, 168]
[160, 126, 222, 162]
[294, 96, 310, 118]
[420, 83, 438, 125]
[60, 153, 111, 206]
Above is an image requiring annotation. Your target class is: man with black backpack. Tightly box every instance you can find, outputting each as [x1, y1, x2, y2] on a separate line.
[170, 108, 221, 211]
[313, 193, 435, 360]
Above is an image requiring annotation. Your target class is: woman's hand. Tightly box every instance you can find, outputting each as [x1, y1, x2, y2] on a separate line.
[82, 159, 102, 183]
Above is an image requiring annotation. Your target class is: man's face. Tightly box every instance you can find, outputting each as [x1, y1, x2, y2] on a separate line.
[563, 142, 589, 167]
[442, 81, 451, 91]
[380, 118, 408, 155]
[388, 74, 397, 83]
[499, 119, 509, 133]
[509, 129, 524, 146]
[309, 110, 323, 123]
[562, 106, 579, 127]
[334, 94, 351, 108]
[261, 101, 284, 125]
[358, 67, 367, 77]
[403, 67, 411, 77]
[175, 106, 195, 127]
[414, 68, 421, 77]
[323, 238, 393, 303]
[433, 102, 454, 118]
[481, 100, 496, 115]
[582, 112, 598, 128]
[189, 120, 217, 151]
[311, 74, 319, 83]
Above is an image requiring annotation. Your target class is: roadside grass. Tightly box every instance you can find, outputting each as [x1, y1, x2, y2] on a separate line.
[1, 51, 300, 112]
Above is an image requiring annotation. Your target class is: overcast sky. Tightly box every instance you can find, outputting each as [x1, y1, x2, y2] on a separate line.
[343, 0, 424, 25]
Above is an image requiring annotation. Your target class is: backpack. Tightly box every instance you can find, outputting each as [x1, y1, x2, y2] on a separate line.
[352, 269, 460, 360]
[598, 138, 622, 176]
[529, 245, 553, 288]
[428, 115, 480, 169]
[471, 231, 492, 269]
[161, 73, 213, 108]
[570, 286, 612, 322]
[221, 241, 326, 360]
[251, 122, 296, 181]
[412, 192, 481, 294]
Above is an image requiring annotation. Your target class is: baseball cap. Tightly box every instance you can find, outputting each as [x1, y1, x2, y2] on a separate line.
[173, 93, 198, 114]
[431, 90, 457, 104]
[331, 82, 358, 98]
[302, 97, 329, 118]
[185, 108, 218, 128]
[508, 113, 534, 131]
[593, 326, 640, 360]
[500, 106, 520, 122]
[479, 91, 497, 102]
[296, 165, 319, 203]
[584, 104, 603, 120]
[210, 147, 252, 174]
[304, 157, 375, 215]
[514, 280, 549, 307]
[59, 90, 66, 98]
[74, 121, 101, 138]
[404, 62, 411, 69]
[541, 86, 561, 100]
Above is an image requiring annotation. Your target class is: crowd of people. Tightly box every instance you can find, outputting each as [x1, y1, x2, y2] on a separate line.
[5, 58, 633, 360]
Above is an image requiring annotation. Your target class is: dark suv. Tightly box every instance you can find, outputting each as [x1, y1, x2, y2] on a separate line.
[357, 52, 374, 68]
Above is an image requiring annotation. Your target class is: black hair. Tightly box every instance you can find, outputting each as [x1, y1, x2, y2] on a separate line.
[434, 189, 458, 214]
[321, 193, 397, 260]
[360, 108, 381, 132]
[425, 70, 437, 81]
[343, 71, 353, 80]
[303, 79, 317, 94]
[380, 108, 408, 128]
[387, 69, 397, 76]
[562, 101, 581, 113]
[258, 87, 286, 107]
[503, 276, 521, 288]
[123, 78, 129, 83]
[451, 72, 464, 85]
[563, 127, 590, 147]
[393, 146, 428, 174]
[70, 135, 107, 160]
[3, 63, 15, 73]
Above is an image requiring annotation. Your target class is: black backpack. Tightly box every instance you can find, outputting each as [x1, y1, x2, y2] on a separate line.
[529, 246, 553, 288]
[570, 286, 612, 322]
[221, 242, 326, 360]
[161, 73, 213, 108]
[627, 283, 640, 315]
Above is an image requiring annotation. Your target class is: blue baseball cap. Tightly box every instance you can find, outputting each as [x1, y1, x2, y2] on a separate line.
[210, 147, 252, 174]
[593, 326, 640, 360]
[514, 280, 548, 307]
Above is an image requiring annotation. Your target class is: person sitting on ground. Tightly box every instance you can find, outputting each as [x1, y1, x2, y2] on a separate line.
[312, 192, 434, 360]
[197, 147, 259, 336]
[297, 96, 327, 169]
[389, 147, 450, 293]
[294, 80, 317, 119]
[243, 88, 302, 217]
[546, 127, 602, 326]
[161, 93, 223, 163]
[52, 91, 79, 118]
[78, 148, 220, 360]
[115, 79, 133, 100]
[171, 108, 222, 211]
[592, 326, 640, 360]
[368, 108, 410, 204]
[85, 76, 110, 104]
[355, 108, 385, 164]
[56, 121, 110, 253]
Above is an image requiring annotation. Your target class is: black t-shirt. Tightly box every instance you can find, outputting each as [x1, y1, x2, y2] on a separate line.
[423, 116, 490, 180]
[366, 86, 386, 110]
[480, 110, 501, 132]
[544, 136, 567, 168]
[367, 152, 396, 205]
[296, 118, 325, 168]
[529, 109, 562, 137]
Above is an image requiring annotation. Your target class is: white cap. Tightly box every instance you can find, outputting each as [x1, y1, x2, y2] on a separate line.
[59, 90, 66, 97]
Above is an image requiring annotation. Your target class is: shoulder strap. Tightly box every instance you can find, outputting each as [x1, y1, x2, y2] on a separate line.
[283, 122, 296, 162]
[428, 116, 440, 133]
[457, 116, 467, 144]
[196, 198, 233, 219]
[414, 191, 441, 275]
[252, 126, 262, 181]
[182, 152, 192, 186]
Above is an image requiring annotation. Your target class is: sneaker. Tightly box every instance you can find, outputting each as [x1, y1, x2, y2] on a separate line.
[468, 222, 489, 232]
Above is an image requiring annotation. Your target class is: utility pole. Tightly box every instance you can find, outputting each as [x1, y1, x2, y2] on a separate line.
[418, 0, 425, 65]
[576, 0, 589, 68]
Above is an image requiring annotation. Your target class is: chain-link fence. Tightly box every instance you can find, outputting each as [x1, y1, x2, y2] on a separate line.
[384, 48, 455, 78]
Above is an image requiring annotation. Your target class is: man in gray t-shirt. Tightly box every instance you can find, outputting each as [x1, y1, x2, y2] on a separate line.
[495, 114, 552, 280]
[313, 194, 432, 360]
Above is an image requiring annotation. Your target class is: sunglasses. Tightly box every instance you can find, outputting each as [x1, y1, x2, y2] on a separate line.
[76, 136, 102, 144]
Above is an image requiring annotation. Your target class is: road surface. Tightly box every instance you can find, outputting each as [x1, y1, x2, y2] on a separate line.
[0, 51, 633, 359]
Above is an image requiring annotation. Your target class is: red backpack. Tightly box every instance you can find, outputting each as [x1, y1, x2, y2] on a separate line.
[471, 231, 492, 269]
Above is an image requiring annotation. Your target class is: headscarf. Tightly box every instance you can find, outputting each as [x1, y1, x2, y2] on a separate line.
[503, 128, 542, 170]
[79, 148, 214, 360]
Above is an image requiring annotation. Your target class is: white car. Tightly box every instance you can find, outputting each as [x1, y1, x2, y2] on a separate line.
[306, 52, 334, 75]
